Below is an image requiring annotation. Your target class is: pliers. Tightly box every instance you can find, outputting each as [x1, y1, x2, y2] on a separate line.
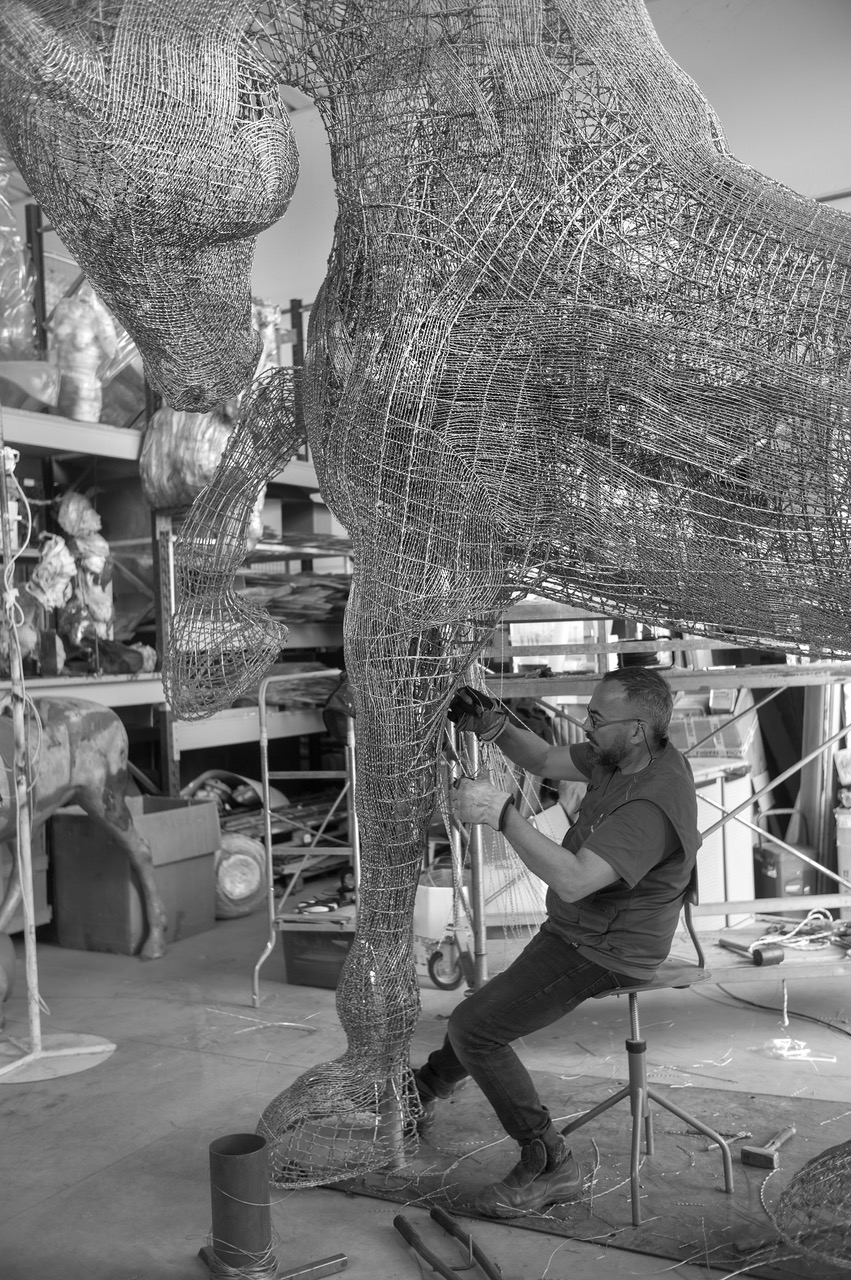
[394, 1205, 502, 1280]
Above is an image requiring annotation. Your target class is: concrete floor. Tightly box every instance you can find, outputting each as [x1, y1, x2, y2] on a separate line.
[1, 909, 849, 1280]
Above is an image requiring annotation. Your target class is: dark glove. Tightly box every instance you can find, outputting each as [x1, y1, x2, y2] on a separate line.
[447, 686, 508, 743]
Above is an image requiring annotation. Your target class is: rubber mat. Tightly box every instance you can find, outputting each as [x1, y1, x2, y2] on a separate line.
[329, 1070, 851, 1279]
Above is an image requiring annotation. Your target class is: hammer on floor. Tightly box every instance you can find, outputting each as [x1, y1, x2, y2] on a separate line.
[740, 1126, 796, 1169]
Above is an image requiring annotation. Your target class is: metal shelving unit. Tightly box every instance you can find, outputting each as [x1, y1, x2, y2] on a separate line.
[251, 670, 360, 1006]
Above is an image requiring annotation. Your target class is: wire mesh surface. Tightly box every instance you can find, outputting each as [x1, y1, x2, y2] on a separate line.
[4, 0, 851, 1189]
[772, 1139, 851, 1271]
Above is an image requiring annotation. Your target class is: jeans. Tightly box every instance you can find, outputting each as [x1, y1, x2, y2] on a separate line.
[419, 920, 635, 1147]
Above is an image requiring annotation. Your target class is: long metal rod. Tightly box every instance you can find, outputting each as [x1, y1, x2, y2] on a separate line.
[0, 443, 41, 1058]
[698, 792, 851, 891]
[252, 670, 352, 1005]
[466, 733, 489, 987]
[702, 722, 850, 838]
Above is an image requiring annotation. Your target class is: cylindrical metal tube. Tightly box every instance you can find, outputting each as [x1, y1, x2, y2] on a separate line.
[209, 1132, 273, 1272]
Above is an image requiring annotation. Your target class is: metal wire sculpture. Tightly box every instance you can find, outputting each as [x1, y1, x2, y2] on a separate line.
[772, 1139, 851, 1271]
[3, 0, 851, 1192]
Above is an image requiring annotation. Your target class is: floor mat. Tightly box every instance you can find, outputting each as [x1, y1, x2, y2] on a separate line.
[329, 1071, 851, 1279]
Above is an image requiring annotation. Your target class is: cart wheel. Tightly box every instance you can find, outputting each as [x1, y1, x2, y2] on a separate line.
[428, 944, 464, 990]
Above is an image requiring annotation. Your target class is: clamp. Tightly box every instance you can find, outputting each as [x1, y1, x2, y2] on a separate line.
[394, 1205, 502, 1280]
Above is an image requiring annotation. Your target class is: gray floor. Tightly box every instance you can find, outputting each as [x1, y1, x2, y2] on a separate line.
[1, 909, 849, 1280]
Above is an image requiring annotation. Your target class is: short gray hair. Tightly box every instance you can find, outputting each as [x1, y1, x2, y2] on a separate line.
[600, 667, 673, 742]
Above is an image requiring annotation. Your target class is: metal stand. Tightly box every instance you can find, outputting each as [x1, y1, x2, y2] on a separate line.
[0, 429, 115, 1082]
[561, 894, 734, 1226]
[561, 985, 734, 1226]
[252, 671, 360, 1006]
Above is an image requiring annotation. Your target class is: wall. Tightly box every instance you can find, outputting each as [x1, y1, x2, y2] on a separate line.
[250, 0, 851, 311]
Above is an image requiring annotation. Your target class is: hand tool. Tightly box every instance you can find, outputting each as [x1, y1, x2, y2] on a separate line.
[394, 1205, 501, 1280]
[718, 935, 784, 965]
[740, 1126, 796, 1169]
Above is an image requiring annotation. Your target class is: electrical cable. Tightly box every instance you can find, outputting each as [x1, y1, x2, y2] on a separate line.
[694, 984, 851, 1040]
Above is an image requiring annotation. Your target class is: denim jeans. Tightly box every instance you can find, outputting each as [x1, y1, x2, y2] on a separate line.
[419, 920, 635, 1147]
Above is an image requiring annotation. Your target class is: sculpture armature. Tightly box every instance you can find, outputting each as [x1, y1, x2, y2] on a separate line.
[3, 0, 850, 1185]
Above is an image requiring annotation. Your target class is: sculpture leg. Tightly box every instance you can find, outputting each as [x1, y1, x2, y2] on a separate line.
[257, 569, 503, 1186]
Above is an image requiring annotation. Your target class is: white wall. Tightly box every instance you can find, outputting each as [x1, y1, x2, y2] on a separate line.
[648, 0, 851, 210]
[251, 0, 851, 311]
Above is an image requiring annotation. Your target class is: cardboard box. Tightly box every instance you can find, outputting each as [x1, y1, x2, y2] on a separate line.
[0, 827, 50, 933]
[51, 797, 220, 955]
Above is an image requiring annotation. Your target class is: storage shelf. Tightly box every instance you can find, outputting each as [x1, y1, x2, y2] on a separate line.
[170, 705, 324, 754]
[1, 407, 145, 460]
[0, 672, 164, 707]
[1, 407, 321, 489]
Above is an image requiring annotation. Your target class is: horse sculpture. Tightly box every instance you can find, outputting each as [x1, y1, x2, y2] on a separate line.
[0, 698, 168, 960]
[2, 0, 851, 1186]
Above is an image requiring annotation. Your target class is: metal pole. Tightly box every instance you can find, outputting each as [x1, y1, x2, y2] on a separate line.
[467, 734, 488, 986]
[702, 723, 850, 838]
[0, 441, 41, 1055]
[699, 791, 851, 891]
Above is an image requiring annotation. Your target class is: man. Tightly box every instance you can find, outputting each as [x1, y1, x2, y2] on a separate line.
[414, 666, 700, 1218]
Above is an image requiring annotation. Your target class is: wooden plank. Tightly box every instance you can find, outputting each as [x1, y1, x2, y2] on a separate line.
[490, 662, 851, 698]
[692, 893, 851, 916]
[488, 637, 717, 657]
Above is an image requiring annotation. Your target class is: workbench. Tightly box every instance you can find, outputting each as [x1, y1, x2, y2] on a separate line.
[684, 892, 851, 984]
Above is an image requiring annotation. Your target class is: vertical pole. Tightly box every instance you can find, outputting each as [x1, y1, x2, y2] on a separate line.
[289, 298, 305, 454]
[208, 1133, 274, 1273]
[467, 735, 489, 987]
[24, 204, 48, 359]
[345, 715, 361, 903]
[0, 440, 41, 1053]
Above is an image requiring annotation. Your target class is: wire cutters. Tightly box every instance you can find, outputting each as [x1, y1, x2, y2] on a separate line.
[394, 1205, 502, 1280]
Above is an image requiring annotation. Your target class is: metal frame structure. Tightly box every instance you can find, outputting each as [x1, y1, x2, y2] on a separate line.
[252, 671, 360, 1006]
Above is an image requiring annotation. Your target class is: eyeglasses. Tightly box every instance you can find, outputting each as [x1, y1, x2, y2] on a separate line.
[584, 711, 643, 731]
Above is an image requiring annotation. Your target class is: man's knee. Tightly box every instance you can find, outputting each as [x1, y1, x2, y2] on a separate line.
[447, 993, 493, 1060]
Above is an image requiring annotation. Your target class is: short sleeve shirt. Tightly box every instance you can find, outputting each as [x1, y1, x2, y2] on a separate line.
[545, 742, 698, 978]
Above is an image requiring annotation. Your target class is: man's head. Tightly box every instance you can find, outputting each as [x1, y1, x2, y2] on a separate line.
[584, 667, 673, 768]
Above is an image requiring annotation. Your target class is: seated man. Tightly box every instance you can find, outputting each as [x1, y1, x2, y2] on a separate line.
[415, 666, 700, 1217]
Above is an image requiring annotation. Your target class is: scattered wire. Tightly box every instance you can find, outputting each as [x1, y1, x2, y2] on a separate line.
[694, 985, 851, 1040]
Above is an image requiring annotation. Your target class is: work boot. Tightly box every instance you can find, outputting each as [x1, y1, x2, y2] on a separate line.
[413, 1070, 436, 1136]
[413, 1066, 457, 1137]
[472, 1134, 583, 1218]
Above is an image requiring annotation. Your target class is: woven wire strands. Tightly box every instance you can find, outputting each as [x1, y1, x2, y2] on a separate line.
[772, 1139, 851, 1271]
[162, 369, 299, 719]
[6, 0, 851, 1190]
[0, 0, 298, 410]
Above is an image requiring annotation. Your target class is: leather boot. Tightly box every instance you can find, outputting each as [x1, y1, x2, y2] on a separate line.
[413, 1067, 456, 1136]
[472, 1134, 583, 1218]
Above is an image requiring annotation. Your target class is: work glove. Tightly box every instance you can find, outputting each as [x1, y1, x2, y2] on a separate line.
[447, 686, 508, 743]
[452, 776, 515, 832]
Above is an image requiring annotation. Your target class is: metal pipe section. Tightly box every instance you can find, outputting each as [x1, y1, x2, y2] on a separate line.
[466, 734, 489, 987]
[208, 1132, 274, 1274]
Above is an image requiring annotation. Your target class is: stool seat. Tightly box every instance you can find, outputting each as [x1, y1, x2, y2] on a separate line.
[606, 959, 710, 996]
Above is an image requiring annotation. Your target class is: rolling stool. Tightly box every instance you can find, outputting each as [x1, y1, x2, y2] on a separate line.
[560, 874, 734, 1225]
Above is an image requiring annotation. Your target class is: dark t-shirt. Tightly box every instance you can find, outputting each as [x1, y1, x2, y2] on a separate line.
[545, 742, 699, 979]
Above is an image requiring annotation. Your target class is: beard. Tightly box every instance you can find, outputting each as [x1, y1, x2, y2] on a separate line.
[586, 731, 630, 769]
